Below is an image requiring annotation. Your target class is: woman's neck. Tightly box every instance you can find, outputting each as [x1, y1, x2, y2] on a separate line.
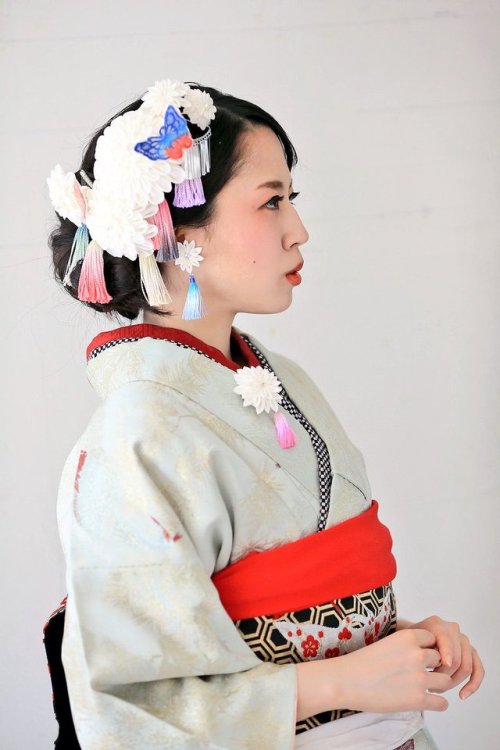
[142, 310, 237, 362]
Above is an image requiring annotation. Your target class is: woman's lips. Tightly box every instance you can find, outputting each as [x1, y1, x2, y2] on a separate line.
[286, 260, 303, 285]
[286, 272, 302, 286]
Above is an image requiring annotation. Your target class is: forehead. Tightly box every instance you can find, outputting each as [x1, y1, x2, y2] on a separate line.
[237, 126, 291, 183]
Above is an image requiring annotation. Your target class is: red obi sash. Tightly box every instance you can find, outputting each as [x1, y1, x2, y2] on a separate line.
[211, 499, 397, 620]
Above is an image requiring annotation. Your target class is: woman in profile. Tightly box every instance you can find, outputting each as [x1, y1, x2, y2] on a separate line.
[44, 79, 483, 749]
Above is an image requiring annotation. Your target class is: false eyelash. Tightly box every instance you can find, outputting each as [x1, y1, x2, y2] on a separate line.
[266, 191, 300, 208]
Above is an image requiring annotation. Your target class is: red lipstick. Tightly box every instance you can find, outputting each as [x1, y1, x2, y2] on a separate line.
[285, 260, 304, 286]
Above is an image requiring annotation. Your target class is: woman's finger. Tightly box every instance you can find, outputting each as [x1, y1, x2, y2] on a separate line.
[436, 621, 461, 669]
[459, 646, 485, 699]
[422, 647, 442, 670]
[423, 692, 449, 712]
[448, 634, 473, 686]
[426, 671, 453, 694]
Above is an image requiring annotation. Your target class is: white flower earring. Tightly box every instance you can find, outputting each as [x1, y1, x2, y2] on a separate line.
[174, 239, 206, 319]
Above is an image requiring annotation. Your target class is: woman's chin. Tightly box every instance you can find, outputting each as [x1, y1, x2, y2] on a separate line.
[237, 285, 297, 314]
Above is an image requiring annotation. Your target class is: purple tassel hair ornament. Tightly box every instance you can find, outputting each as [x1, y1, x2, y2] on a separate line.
[173, 177, 206, 208]
[173, 129, 211, 208]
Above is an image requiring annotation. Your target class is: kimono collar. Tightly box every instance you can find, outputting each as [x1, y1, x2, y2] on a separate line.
[86, 323, 260, 370]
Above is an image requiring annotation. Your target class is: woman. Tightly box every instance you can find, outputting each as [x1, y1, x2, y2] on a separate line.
[44, 79, 483, 749]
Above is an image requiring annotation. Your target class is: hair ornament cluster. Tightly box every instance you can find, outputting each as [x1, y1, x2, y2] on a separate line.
[47, 79, 216, 318]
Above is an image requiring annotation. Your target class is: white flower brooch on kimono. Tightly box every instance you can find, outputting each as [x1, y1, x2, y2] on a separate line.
[233, 366, 296, 449]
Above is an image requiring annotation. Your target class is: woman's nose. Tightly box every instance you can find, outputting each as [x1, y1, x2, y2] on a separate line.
[284, 202, 309, 249]
[299, 220, 309, 246]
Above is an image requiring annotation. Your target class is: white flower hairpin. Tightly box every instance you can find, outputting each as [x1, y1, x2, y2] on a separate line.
[233, 366, 296, 449]
[181, 88, 217, 130]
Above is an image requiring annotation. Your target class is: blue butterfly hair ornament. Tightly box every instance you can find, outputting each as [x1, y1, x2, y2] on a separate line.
[134, 104, 211, 210]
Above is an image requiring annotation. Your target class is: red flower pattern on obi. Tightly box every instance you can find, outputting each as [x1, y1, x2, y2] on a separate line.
[301, 634, 320, 658]
[365, 632, 375, 645]
[338, 626, 352, 640]
[325, 647, 340, 658]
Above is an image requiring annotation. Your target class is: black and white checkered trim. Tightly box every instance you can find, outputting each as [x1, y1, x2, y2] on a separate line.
[88, 337, 140, 359]
[240, 335, 333, 532]
[88, 336, 221, 363]
[87, 333, 332, 530]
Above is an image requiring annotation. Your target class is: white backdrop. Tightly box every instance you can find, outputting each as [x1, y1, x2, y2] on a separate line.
[1, 1, 498, 746]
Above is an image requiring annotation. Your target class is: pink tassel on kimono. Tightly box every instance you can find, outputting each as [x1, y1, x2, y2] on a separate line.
[273, 410, 296, 449]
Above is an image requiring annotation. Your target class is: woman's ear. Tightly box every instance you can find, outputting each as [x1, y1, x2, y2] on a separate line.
[174, 228, 185, 244]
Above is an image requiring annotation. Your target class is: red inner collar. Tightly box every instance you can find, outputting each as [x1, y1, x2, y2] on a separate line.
[86, 323, 260, 371]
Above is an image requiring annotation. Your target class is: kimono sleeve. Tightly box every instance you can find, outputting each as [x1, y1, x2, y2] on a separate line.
[58, 384, 298, 750]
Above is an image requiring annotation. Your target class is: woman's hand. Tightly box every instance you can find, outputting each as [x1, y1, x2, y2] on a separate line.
[397, 615, 485, 700]
[327, 627, 453, 713]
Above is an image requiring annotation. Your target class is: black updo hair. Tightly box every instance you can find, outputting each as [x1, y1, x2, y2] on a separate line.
[48, 82, 298, 322]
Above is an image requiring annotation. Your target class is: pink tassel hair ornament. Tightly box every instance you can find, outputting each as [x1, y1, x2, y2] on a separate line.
[273, 410, 296, 449]
[149, 199, 179, 262]
[77, 240, 112, 304]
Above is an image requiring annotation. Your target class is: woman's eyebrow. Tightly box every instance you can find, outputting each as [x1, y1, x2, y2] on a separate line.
[257, 179, 293, 191]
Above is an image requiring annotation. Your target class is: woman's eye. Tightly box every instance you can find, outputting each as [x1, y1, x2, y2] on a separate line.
[265, 195, 282, 209]
[265, 191, 300, 209]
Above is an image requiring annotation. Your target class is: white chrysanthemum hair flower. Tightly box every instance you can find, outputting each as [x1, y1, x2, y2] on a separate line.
[46, 165, 87, 227]
[233, 366, 284, 415]
[174, 239, 204, 273]
[181, 88, 216, 130]
[93, 110, 186, 209]
[85, 189, 158, 260]
[141, 79, 190, 117]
